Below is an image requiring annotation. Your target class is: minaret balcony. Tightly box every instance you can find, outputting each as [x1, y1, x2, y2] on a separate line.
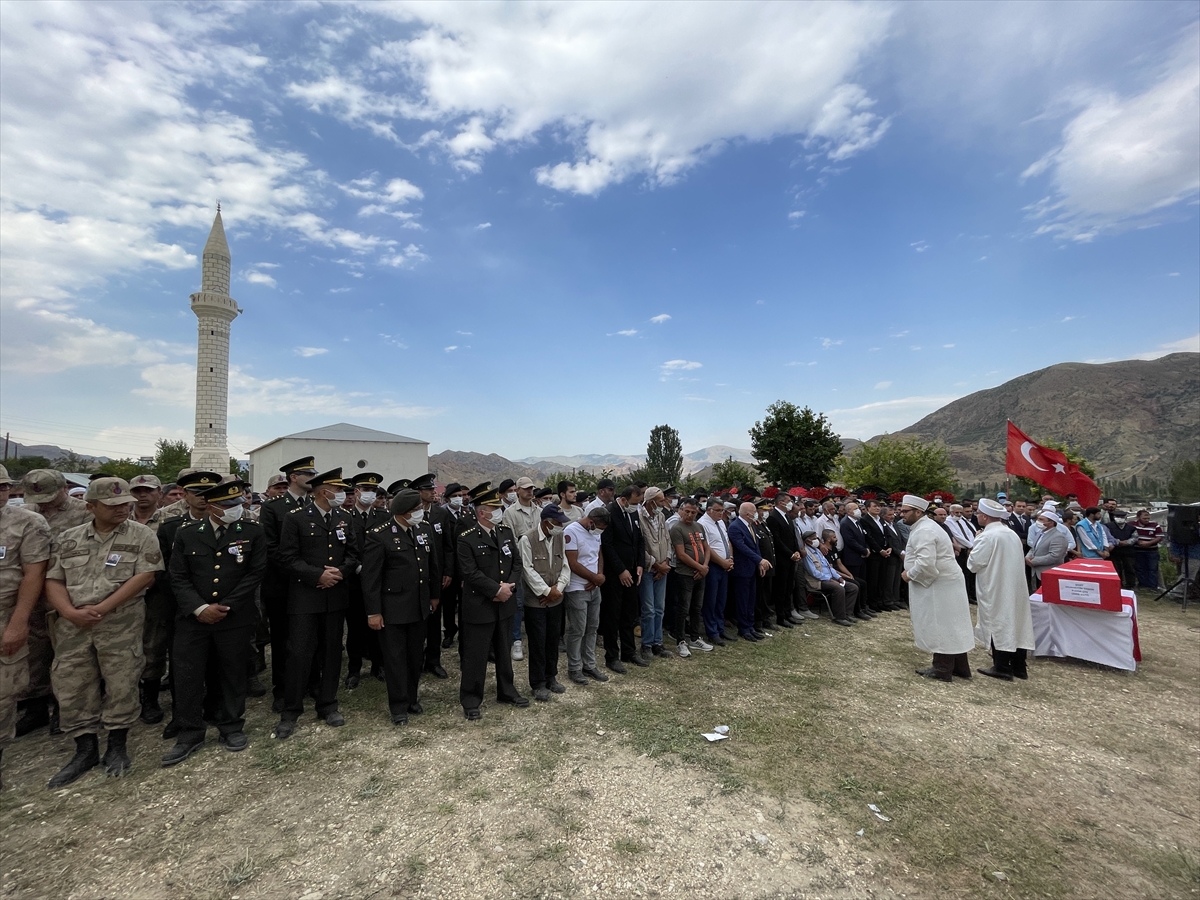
[189, 291, 241, 321]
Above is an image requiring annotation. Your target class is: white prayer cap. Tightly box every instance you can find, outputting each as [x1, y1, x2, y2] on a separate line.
[643, 486, 663, 503]
[978, 497, 1009, 520]
[900, 494, 929, 512]
[1037, 509, 1062, 525]
[1041, 500, 1059, 510]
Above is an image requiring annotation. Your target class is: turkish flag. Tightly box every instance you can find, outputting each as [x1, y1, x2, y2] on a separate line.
[1004, 421, 1101, 507]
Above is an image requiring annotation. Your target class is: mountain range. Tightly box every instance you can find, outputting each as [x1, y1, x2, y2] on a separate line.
[515, 444, 755, 476]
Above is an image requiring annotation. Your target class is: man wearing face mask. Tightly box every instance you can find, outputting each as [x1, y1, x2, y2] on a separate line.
[360, 488, 440, 725]
[601, 484, 647, 671]
[409, 474, 455, 681]
[563, 507, 610, 683]
[801, 530, 856, 626]
[272, 469, 360, 739]
[502, 477, 540, 664]
[765, 490, 802, 629]
[1104, 508, 1139, 590]
[344, 473, 387, 690]
[839, 502, 870, 590]
[498, 479, 518, 510]
[457, 485, 527, 719]
[517, 504, 571, 701]
[164, 479, 267, 765]
[439, 483, 472, 649]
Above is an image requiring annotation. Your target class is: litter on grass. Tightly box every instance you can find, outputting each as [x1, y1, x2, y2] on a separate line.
[702, 724, 731, 742]
[868, 803, 892, 822]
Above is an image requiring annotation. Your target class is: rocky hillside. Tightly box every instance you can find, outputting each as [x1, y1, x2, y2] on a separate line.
[889, 352, 1199, 484]
[429, 450, 547, 489]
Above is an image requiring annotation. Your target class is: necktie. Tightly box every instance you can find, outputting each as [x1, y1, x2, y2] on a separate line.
[215, 525, 225, 543]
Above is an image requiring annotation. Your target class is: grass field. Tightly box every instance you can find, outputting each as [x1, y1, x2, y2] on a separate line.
[2, 591, 1197, 899]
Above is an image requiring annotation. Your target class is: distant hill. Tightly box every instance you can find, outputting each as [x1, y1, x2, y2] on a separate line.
[3, 440, 109, 464]
[518, 445, 756, 477]
[887, 352, 1199, 485]
[430, 450, 547, 488]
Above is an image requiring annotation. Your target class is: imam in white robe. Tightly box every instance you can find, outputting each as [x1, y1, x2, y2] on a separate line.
[967, 521, 1036, 653]
[903, 516, 975, 654]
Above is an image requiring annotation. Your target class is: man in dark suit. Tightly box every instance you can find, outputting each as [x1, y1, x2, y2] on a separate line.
[439, 482, 472, 648]
[839, 501, 870, 590]
[860, 500, 890, 612]
[753, 497, 777, 632]
[163, 480, 267, 765]
[600, 485, 646, 672]
[272, 469, 360, 738]
[765, 492, 800, 628]
[728, 502, 771, 641]
[413, 473, 455, 680]
[1006, 498, 1035, 591]
[257, 456, 316, 710]
[360, 488, 440, 725]
[881, 505, 906, 609]
[457, 485, 527, 720]
[344, 473, 387, 689]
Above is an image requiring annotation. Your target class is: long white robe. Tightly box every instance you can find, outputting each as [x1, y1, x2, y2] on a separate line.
[903, 516, 975, 654]
[967, 522, 1036, 652]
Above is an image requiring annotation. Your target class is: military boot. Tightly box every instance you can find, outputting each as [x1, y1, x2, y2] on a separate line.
[102, 728, 132, 777]
[47, 734, 100, 788]
[139, 681, 164, 724]
[14, 697, 49, 737]
[48, 700, 61, 735]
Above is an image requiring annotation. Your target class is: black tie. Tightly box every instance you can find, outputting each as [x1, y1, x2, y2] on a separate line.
[215, 525, 225, 543]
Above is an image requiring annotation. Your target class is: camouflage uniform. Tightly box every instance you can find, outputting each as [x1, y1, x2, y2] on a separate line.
[23, 494, 91, 702]
[0, 506, 52, 747]
[46, 519, 162, 739]
[132, 507, 173, 686]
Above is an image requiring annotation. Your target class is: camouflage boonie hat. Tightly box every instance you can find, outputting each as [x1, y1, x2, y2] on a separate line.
[85, 476, 136, 506]
[22, 469, 66, 504]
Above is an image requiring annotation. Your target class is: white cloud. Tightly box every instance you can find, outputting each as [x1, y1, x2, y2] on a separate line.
[943, 343, 956, 348]
[608, 329, 638, 337]
[890, 330, 910, 338]
[245, 270, 278, 288]
[910, 240, 929, 252]
[650, 314, 671, 324]
[788, 211, 805, 220]
[297, 3, 893, 194]
[826, 395, 962, 439]
[329, 287, 352, 294]
[684, 395, 715, 403]
[1102, 332, 1200, 363]
[1022, 31, 1200, 240]
[382, 244, 429, 267]
[661, 359, 702, 371]
[820, 337, 843, 349]
[294, 347, 328, 358]
[474, 222, 492, 230]
[874, 381, 892, 390]
[0, 306, 188, 375]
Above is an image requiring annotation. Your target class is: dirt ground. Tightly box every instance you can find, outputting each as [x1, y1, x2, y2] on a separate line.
[2, 593, 1197, 900]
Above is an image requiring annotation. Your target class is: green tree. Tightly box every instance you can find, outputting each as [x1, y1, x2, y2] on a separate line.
[1013, 437, 1096, 502]
[3, 455, 53, 479]
[1168, 458, 1200, 503]
[644, 424, 683, 486]
[152, 439, 192, 483]
[50, 451, 98, 474]
[708, 457, 760, 491]
[230, 457, 249, 480]
[834, 436, 955, 496]
[95, 458, 151, 480]
[750, 401, 842, 486]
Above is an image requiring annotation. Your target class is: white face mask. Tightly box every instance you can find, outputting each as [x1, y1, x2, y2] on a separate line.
[852, 509, 862, 520]
[785, 501, 794, 512]
[408, 508, 425, 526]
[217, 504, 243, 524]
[670, 498, 678, 509]
[505, 492, 517, 504]
[358, 491, 377, 506]
[331, 491, 347, 508]
[449, 496, 463, 509]
[550, 524, 564, 536]
[490, 508, 505, 525]
[808, 539, 820, 547]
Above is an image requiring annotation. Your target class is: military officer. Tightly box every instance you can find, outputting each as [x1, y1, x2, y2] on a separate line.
[344, 472, 387, 689]
[43, 478, 162, 787]
[0, 466, 52, 785]
[258, 456, 317, 711]
[360, 489, 440, 725]
[457, 485, 528, 720]
[163, 480, 267, 765]
[272, 469, 359, 738]
[127, 473, 169, 724]
[439, 482, 472, 649]
[15, 469, 92, 737]
[412, 473, 455, 680]
[156, 467, 199, 519]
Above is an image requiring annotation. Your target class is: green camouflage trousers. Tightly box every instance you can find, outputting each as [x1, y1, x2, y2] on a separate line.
[16, 594, 52, 701]
[0, 603, 30, 749]
[50, 600, 144, 739]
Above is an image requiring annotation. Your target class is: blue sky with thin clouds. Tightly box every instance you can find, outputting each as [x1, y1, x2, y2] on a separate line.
[1, 2, 1196, 462]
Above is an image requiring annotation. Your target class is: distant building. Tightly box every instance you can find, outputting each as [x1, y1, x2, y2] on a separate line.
[247, 423, 429, 491]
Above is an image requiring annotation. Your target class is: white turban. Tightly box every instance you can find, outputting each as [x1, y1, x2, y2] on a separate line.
[1038, 509, 1062, 525]
[978, 497, 1009, 520]
[900, 494, 930, 512]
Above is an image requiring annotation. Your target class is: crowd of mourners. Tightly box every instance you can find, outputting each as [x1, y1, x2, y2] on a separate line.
[0, 456, 1183, 789]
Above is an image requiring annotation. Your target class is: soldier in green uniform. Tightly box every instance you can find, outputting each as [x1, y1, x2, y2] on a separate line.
[344, 472, 387, 688]
[128, 473, 170, 724]
[258, 457, 317, 711]
[457, 485, 528, 720]
[272, 469, 359, 738]
[413, 473, 455, 680]
[163, 480, 267, 765]
[15, 469, 92, 737]
[0, 465, 52, 786]
[44, 477, 162, 787]
[361, 489, 440, 725]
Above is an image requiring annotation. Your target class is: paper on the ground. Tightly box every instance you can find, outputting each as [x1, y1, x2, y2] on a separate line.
[714, 725, 730, 735]
[868, 803, 891, 822]
[701, 732, 729, 742]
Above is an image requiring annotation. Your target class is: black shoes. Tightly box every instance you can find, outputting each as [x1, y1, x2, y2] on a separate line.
[441, 634, 456, 649]
[547, 679, 566, 694]
[370, 664, 386, 682]
[497, 695, 530, 708]
[533, 687, 552, 702]
[161, 737, 204, 767]
[102, 729, 131, 777]
[47, 734, 100, 788]
[15, 698, 50, 738]
[392, 714, 409, 726]
[271, 696, 285, 714]
[569, 672, 590, 685]
[246, 674, 267, 698]
[624, 653, 650, 668]
[606, 659, 627, 675]
[709, 635, 727, 647]
[832, 618, 855, 627]
[915, 667, 952, 683]
[740, 632, 760, 643]
[344, 672, 361, 690]
[426, 663, 449, 680]
[273, 719, 297, 740]
[464, 708, 482, 721]
[162, 720, 181, 740]
[776, 618, 794, 628]
[977, 666, 1014, 682]
[324, 711, 346, 727]
[219, 731, 249, 752]
[582, 667, 609, 683]
[408, 702, 424, 715]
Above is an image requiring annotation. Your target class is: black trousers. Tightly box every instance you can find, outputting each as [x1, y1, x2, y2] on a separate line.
[524, 603, 563, 689]
[599, 579, 638, 663]
[423, 602, 443, 668]
[882, 558, 902, 607]
[262, 586, 290, 700]
[345, 580, 380, 673]
[441, 577, 461, 641]
[755, 575, 773, 624]
[931, 652, 972, 678]
[459, 616, 518, 711]
[956, 551, 977, 601]
[282, 609, 344, 720]
[1110, 549, 1137, 590]
[173, 620, 253, 741]
[864, 555, 883, 609]
[380, 620, 425, 717]
[771, 561, 793, 622]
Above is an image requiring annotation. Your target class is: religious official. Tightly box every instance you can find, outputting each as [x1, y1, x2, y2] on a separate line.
[898, 495, 975, 682]
[273, 469, 360, 738]
[967, 498, 1035, 681]
[44, 478, 162, 786]
[457, 485, 527, 720]
[361, 489, 440, 725]
[164, 480, 267, 765]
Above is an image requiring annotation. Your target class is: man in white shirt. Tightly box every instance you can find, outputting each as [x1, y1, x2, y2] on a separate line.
[815, 500, 843, 551]
[582, 478, 616, 515]
[699, 499, 734, 645]
[946, 504, 978, 603]
[562, 507, 610, 685]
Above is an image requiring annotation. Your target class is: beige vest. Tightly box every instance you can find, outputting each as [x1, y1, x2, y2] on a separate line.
[525, 524, 565, 607]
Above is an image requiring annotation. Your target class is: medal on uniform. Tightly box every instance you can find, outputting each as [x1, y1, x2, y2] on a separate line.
[433, 523, 442, 534]
[229, 543, 244, 563]
[416, 534, 427, 547]
[105, 552, 121, 567]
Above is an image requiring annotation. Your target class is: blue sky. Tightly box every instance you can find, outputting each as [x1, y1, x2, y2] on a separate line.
[2, 1, 1197, 462]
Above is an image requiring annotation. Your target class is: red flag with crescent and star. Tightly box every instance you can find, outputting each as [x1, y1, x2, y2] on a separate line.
[1004, 421, 1101, 507]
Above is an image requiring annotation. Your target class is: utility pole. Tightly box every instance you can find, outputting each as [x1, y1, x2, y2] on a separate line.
[3, 432, 8, 460]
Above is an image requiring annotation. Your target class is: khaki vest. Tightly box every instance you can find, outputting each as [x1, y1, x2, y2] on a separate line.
[525, 524, 565, 606]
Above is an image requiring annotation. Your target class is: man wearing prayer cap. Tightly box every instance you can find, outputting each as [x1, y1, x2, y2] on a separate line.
[456, 486, 527, 720]
[968, 498, 1035, 681]
[1026, 509, 1068, 586]
[272, 469, 359, 739]
[359, 489, 441, 725]
[897, 495, 975, 682]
